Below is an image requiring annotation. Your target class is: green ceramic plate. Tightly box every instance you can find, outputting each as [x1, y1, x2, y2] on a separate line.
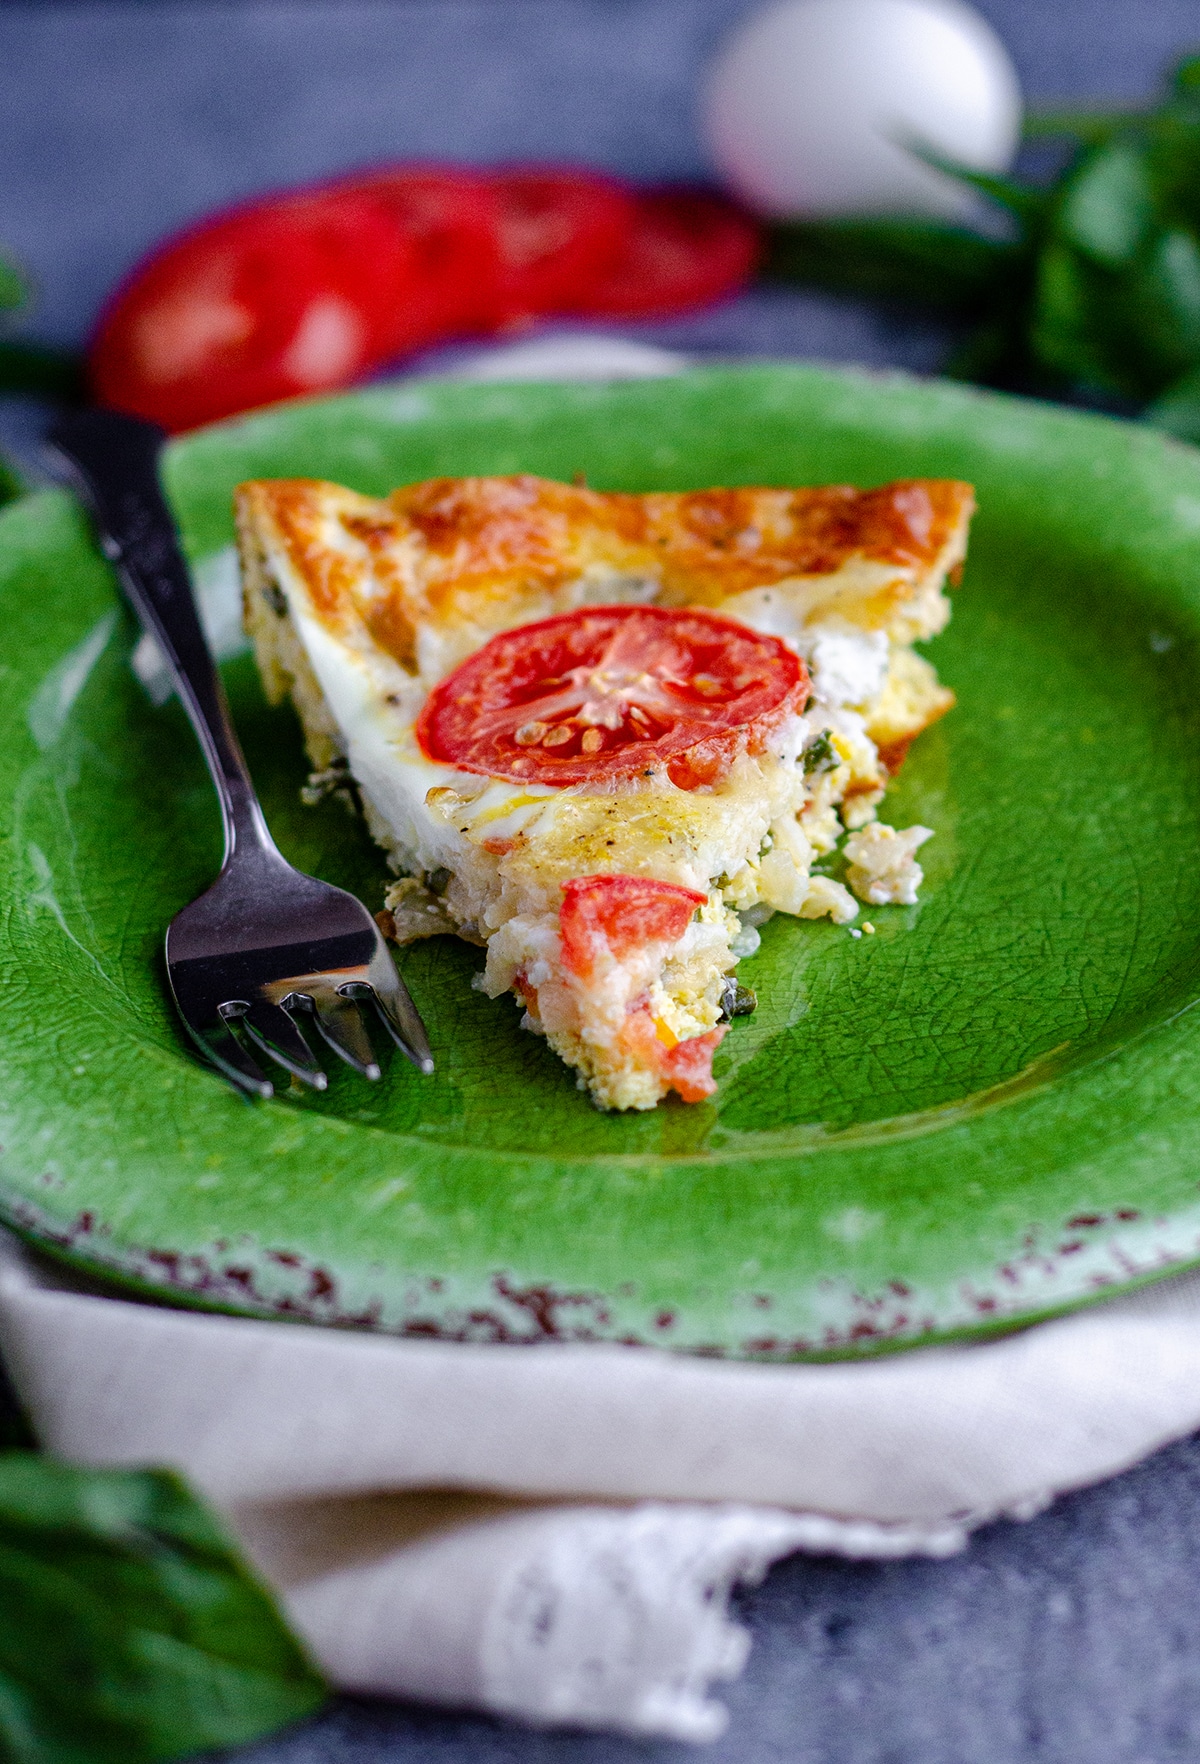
[6, 363, 1200, 1358]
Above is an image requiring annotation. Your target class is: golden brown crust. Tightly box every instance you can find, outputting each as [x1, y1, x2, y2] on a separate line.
[387, 475, 973, 595]
[236, 479, 422, 670]
[236, 473, 974, 668]
[863, 646, 956, 763]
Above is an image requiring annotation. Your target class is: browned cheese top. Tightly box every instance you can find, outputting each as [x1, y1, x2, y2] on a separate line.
[237, 472, 975, 673]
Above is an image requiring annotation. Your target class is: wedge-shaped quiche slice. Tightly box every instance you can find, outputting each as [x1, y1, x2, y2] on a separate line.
[236, 472, 972, 1110]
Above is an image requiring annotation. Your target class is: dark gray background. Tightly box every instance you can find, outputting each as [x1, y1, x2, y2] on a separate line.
[5, 2, 1200, 1759]
[7, 0, 1200, 360]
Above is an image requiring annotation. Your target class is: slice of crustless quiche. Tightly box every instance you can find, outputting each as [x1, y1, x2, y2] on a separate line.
[236, 472, 973, 1111]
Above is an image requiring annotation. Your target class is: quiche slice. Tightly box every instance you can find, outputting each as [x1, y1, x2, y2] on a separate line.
[236, 472, 973, 1111]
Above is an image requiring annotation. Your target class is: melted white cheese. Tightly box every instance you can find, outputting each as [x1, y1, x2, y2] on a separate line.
[711, 587, 890, 709]
[804, 624, 889, 706]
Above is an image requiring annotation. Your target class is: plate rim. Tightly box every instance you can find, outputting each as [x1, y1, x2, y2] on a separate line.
[6, 360, 1200, 1358]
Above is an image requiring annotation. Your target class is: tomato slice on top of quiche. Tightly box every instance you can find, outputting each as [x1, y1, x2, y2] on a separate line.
[236, 471, 973, 1111]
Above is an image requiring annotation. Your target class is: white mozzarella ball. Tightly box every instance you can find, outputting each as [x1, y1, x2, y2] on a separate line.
[701, 0, 1021, 220]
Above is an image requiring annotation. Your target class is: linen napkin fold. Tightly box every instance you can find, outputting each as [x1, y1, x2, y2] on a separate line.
[5, 1231, 1200, 1741]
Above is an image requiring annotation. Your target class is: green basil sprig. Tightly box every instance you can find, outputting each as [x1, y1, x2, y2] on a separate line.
[0, 1452, 327, 1762]
[763, 53, 1200, 442]
[0, 245, 84, 509]
[0, 248, 83, 410]
[0, 255, 27, 318]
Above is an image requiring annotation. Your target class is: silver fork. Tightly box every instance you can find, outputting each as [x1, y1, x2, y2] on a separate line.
[49, 408, 434, 1099]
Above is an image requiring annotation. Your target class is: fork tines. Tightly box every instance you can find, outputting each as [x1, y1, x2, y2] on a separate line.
[171, 943, 434, 1100]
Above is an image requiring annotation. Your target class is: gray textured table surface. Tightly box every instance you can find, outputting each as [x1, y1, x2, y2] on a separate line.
[6, 2, 1200, 1760]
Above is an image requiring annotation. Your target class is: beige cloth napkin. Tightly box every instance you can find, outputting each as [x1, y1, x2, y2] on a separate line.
[5, 1230, 1200, 1742]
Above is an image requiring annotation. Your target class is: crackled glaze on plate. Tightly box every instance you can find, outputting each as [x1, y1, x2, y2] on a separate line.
[5, 366, 1200, 1356]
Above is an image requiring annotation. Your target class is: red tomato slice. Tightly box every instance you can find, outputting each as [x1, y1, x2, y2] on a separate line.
[657, 1023, 727, 1103]
[621, 1005, 727, 1102]
[488, 168, 636, 322]
[88, 189, 414, 431]
[569, 190, 761, 318]
[416, 603, 805, 790]
[327, 165, 502, 346]
[559, 874, 707, 979]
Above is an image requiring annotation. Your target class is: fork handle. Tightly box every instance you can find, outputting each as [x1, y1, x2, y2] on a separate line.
[48, 408, 278, 868]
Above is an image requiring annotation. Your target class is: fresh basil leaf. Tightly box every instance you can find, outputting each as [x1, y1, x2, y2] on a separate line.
[900, 143, 1048, 230]
[943, 313, 1032, 389]
[0, 247, 80, 398]
[1174, 54, 1200, 103]
[1142, 227, 1200, 357]
[763, 218, 1015, 313]
[0, 1362, 33, 1453]
[0, 342, 83, 400]
[1029, 242, 1115, 390]
[0, 1453, 327, 1763]
[1144, 363, 1200, 441]
[0, 461, 24, 513]
[1058, 138, 1155, 265]
[0, 257, 27, 317]
[1100, 230, 1200, 397]
[1146, 122, 1200, 247]
[1022, 108, 1134, 146]
[1030, 211, 1200, 403]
